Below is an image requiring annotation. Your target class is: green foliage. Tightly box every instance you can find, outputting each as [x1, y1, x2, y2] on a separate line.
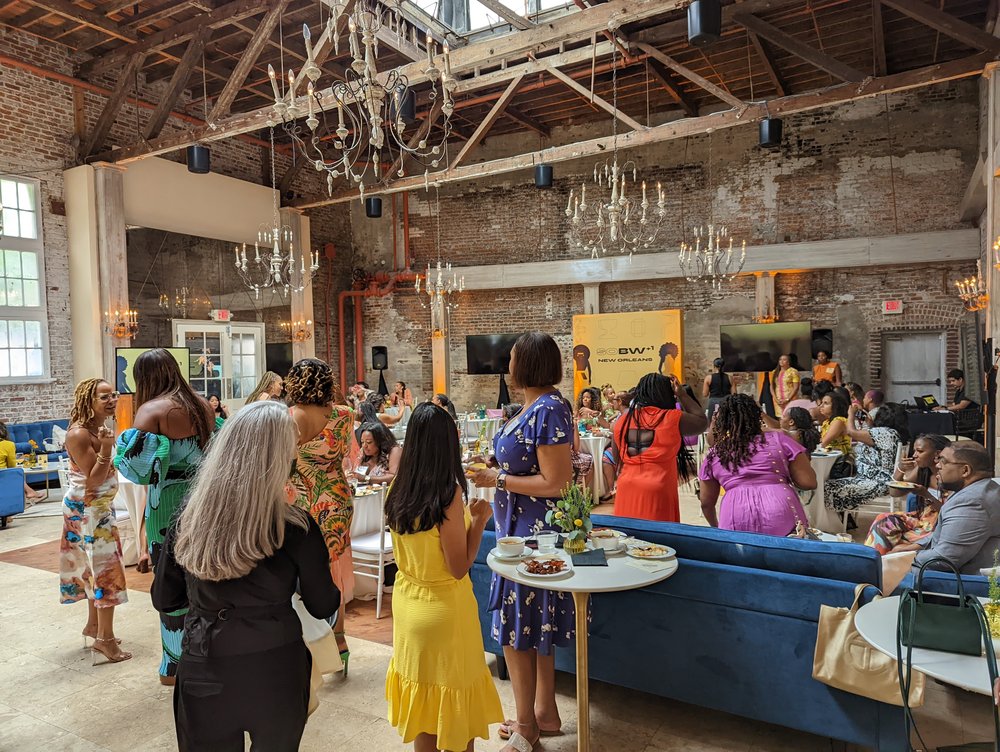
[544, 483, 594, 542]
[990, 549, 1000, 606]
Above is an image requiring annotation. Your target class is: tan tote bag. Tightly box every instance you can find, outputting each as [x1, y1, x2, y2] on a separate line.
[812, 583, 925, 707]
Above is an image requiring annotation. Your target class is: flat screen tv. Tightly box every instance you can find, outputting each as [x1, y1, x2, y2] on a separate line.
[466, 334, 522, 375]
[719, 322, 812, 372]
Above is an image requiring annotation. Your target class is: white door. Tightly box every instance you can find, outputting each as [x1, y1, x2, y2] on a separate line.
[882, 331, 946, 405]
[173, 321, 266, 415]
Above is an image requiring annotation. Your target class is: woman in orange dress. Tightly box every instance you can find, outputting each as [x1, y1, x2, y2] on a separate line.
[612, 373, 707, 522]
[286, 359, 356, 673]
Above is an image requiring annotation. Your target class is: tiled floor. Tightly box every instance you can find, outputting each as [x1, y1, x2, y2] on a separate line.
[0, 500, 996, 751]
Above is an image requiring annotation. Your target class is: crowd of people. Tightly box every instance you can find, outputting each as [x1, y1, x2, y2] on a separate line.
[49, 336, 996, 751]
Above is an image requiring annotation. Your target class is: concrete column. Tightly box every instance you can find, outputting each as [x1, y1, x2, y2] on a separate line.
[430, 298, 450, 395]
[582, 283, 600, 314]
[754, 272, 778, 323]
[281, 207, 316, 361]
[985, 64, 1000, 458]
[95, 164, 131, 382]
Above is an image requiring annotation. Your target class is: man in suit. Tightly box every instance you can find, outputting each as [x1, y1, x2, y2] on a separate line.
[913, 441, 1000, 574]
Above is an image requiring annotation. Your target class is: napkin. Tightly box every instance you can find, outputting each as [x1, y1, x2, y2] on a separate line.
[624, 559, 673, 574]
[570, 548, 607, 566]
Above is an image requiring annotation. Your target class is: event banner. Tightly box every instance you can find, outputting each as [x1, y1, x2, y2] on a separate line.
[572, 310, 683, 398]
[115, 347, 191, 394]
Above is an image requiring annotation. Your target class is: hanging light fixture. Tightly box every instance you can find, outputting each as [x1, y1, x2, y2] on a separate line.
[234, 128, 320, 299]
[566, 46, 668, 258]
[414, 186, 463, 309]
[281, 319, 314, 342]
[270, 2, 456, 199]
[955, 260, 989, 312]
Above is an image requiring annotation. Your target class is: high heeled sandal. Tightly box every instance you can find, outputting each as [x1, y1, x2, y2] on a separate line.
[500, 731, 538, 752]
[91, 637, 132, 666]
[81, 631, 121, 649]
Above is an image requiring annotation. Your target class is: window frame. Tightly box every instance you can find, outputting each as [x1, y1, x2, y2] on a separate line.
[0, 175, 51, 384]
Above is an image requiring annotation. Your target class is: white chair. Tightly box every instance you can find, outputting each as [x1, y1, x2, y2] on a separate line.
[351, 489, 394, 619]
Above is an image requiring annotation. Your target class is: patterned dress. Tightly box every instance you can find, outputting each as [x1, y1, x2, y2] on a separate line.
[115, 428, 212, 679]
[59, 459, 128, 608]
[291, 406, 355, 604]
[825, 427, 900, 512]
[488, 392, 576, 655]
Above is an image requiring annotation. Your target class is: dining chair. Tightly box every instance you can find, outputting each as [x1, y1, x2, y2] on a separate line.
[351, 488, 395, 619]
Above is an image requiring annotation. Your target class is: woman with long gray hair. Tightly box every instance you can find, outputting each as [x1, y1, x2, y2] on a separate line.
[151, 401, 339, 751]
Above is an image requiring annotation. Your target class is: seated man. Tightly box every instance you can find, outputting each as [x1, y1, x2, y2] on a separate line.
[912, 441, 999, 574]
[945, 369, 979, 412]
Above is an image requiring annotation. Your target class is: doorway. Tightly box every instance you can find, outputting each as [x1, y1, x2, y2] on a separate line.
[172, 320, 266, 415]
[882, 331, 947, 405]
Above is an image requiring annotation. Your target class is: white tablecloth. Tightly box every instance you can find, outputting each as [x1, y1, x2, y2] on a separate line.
[804, 454, 841, 532]
[462, 417, 501, 446]
[579, 434, 611, 501]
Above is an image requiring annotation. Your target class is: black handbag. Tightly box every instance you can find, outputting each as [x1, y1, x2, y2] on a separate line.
[896, 556, 1000, 751]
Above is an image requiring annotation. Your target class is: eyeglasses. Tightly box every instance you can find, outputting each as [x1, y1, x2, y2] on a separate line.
[936, 457, 968, 468]
[97, 392, 121, 402]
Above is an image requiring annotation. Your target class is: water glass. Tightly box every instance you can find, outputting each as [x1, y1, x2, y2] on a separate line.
[536, 532, 558, 554]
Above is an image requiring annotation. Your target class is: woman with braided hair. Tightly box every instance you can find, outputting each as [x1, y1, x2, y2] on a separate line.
[612, 373, 707, 522]
[699, 394, 816, 536]
[286, 358, 355, 674]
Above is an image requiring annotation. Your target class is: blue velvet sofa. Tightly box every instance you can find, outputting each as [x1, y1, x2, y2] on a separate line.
[0, 468, 25, 528]
[471, 514, 907, 750]
[8, 419, 68, 484]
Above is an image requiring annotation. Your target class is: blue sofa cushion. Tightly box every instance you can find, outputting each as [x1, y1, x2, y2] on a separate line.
[894, 569, 989, 598]
[9, 420, 69, 455]
[594, 514, 882, 588]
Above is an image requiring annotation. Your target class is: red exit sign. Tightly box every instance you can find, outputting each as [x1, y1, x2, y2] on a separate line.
[881, 300, 903, 315]
[210, 309, 231, 322]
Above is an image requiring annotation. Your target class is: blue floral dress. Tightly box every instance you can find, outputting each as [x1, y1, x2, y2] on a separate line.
[488, 392, 576, 655]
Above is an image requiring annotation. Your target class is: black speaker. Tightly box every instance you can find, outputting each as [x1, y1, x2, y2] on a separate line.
[365, 196, 383, 218]
[811, 329, 833, 359]
[687, 0, 721, 47]
[390, 86, 416, 124]
[186, 144, 211, 174]
[372, 346, 388, 371]
[534, 164, 553, 188]
[759, 117, 783, 148]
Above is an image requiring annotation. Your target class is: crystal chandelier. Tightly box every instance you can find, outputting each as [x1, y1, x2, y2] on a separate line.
[992, 236, 1000, 270]
[270, 1, 456, 198]
[679, 226, 747, 291]
[281, 319, 314, 342]
[415, 260, 464, 310]
[103, 308, 139, 338]
[566, 47, 667, 258]
[235, 129, 320, 300]
[955, 260, 989, 312]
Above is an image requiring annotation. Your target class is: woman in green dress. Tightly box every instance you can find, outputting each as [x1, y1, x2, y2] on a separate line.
[114, 348, 216, 685]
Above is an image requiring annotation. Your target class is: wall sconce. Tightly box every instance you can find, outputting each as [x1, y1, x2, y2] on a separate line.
[281, 319, 313, 342]
[104, 308, 139, 338]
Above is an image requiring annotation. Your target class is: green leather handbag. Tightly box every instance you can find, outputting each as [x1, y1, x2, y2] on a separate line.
[898, 557, 982, 655]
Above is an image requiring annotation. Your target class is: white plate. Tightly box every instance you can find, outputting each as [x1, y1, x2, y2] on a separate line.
[589, 539, 628, 556]
[626, 542, 677, 560]
[516, 556, 574, 579]
[490, 547, 532, 562]
[811, 450, 842, 457]
[887, 481, 918, 490]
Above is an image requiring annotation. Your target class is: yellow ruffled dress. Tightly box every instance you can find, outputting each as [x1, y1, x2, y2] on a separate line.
[385, 509, 504, 751]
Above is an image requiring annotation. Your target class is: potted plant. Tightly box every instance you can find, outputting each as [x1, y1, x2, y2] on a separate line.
[987, 549, 1000, 639]
[475, 404, 487, 420]
[545, 483, 593, 554]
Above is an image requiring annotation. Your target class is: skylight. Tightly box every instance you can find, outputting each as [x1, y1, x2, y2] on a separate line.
[408, 0, 572, 34]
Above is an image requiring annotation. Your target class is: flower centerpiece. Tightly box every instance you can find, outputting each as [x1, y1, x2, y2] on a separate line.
[986, 549, 1000, 639]
[25, 439, 39, 468]
[475, 404, 487, 420]
[545, 483, 593, 554]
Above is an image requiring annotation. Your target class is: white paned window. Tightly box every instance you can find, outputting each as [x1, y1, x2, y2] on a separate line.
[0, 177, 49, 381]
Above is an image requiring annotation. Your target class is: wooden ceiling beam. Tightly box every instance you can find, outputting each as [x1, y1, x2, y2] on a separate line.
[81, 51, 146, 157]
[144, 27, 211, 139]
[632, 0, 804, 46]
[100, 0, 687, 163]
[208, 0, 288, 121]
[291, 52, 990, 208]
[451, 74, 525, 168]
[879, 0, 1000, 55]
[872, 0, 887, 76]
[504, 105, 550, 137]
[634, 42, 744, 109]
[78, 0, 274, 76]
[733, 13, 866, 82]
[544, 63, 645, 130]
[21, 0, 138, 43]
[477, 0, 535, 30]
[748, 30, 787, 97]
[645, 58, 697, 117]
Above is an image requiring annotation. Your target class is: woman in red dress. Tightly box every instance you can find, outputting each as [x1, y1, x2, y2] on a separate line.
[613, 373, 707, 522]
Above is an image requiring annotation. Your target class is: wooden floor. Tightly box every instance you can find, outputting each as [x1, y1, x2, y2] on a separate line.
[0, 535, 393, 645]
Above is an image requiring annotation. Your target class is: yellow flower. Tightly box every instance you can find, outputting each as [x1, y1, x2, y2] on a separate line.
[574, 518, 583, 527]
[555, 511, 564, 519]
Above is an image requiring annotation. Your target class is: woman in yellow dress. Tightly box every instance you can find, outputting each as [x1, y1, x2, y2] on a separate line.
[385, 402, 504, 752]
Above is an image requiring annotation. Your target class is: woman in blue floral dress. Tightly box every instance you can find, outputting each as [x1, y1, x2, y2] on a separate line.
[472, 332, 574, 752]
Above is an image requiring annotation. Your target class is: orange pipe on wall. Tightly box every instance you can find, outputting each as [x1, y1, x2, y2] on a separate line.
[353, 293, 364, 383]
[402, 192, 412, 270]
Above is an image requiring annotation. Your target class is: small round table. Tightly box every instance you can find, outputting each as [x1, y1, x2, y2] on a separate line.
[488, 547, 679, 751]
[855, 595, 993, 695]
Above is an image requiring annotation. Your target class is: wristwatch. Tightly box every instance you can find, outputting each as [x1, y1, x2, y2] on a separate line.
[496, 472, 508, 491]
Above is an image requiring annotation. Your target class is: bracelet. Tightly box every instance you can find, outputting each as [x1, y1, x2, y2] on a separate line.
[95, 453, 109, 464]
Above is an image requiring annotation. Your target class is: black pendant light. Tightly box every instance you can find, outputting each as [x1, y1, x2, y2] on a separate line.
[687, 0, 721, 47]
[759, 117, 784, 148]
[365, 196, 383, 218]
[186, 144, 211, 174]
[534, 164, 553, 188]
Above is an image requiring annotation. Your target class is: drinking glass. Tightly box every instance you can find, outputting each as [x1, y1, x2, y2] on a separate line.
[536, 532, 558, 554]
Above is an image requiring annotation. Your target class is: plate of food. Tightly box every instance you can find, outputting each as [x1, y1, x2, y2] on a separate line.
[464, 462, 488, 477]
[887, 480, 918, 490]
[516, 556, 573, 579]
[626, 542, 676, 560]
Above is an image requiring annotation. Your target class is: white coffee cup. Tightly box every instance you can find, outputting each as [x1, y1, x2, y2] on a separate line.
[497, 536, 525, 557]
[592, 531, 620, 551]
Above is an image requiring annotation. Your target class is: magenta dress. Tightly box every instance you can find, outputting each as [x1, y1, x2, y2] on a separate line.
[698, 431, 809, 536]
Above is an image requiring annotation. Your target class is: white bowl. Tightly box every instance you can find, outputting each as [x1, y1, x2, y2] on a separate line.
[497, 536, 525, 557]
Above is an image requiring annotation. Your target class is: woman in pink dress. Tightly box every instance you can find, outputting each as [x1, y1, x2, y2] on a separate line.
[699, 394, 817, 536]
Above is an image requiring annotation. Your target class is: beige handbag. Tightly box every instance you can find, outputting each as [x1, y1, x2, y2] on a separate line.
[812, 583, 924, 707]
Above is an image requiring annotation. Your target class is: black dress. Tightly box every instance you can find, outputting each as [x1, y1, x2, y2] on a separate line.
[152, 510, 340, 752]
[706, 372, 731, 422]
